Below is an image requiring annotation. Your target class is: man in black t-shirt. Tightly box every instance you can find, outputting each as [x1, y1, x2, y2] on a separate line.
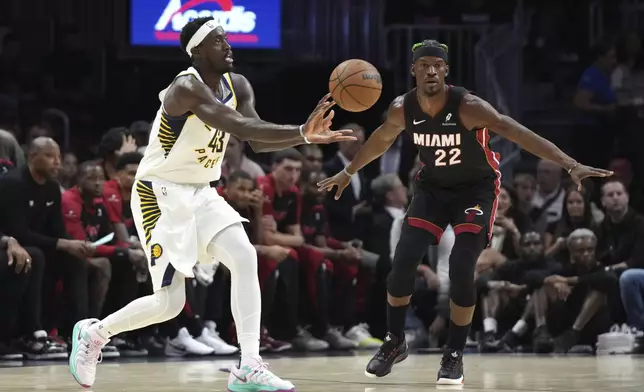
[0, 137, 93, 339]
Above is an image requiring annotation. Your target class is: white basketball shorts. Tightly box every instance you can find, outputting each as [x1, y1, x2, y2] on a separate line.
[131, 179, 247, 291]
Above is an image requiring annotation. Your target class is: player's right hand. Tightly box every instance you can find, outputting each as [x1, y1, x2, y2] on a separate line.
[302, 94, 357, 144]
[317, 169, 352, 200]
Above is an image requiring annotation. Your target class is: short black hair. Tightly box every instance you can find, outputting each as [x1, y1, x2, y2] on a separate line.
[273, 148, 303, 164]
[227, 170, 254, 186]
[600, 179, 629, 196]
[412, 39, 448, 53]
[180, 17, 214, 52]
[116, 152, 143, 171]
[98, 127, 128, 158]
[300, 167, 322, 185]
[77, 160, 102, 178]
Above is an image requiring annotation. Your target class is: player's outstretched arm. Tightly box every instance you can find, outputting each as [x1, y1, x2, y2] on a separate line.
[231, 73, 306, 153]
[317, 96, 405, 199]
[165, 75, 356, 145]
[459, 94, 613, 190]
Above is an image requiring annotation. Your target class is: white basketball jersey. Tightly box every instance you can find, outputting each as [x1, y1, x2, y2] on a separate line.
[136, 67, 237, 184]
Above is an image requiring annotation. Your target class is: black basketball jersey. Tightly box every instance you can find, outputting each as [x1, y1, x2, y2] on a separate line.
[402, 86, 500, 188]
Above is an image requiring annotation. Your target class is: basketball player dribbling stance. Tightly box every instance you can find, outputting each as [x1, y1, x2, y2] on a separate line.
[68, 17, 355, 392]
[318, 40, 613, 385]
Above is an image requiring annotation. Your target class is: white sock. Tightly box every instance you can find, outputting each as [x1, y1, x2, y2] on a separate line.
[511, 319, 528, 336]
[207, 223, 261, 365]
[483, 317, 497, 333]
[89, 274, 186, 340]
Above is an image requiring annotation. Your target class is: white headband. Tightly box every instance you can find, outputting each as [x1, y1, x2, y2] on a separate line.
[186, 20, 221, 56]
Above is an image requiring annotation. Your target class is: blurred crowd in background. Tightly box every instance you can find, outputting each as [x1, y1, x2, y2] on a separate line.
[1, 0, 644, 361]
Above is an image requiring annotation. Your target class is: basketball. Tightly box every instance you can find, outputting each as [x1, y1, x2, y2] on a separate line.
[329, 59, 382, 112]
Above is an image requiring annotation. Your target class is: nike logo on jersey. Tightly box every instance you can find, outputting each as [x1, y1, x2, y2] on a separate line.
[413, 133, 462, 147]
[413, 119, 426, 125]
[46, 201, 54, 207]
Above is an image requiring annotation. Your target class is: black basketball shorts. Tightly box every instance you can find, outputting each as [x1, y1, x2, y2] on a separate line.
[405, 178, 500, 243]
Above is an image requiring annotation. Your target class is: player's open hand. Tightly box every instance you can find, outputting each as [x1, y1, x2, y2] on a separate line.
[569, 164, 613, 191]
[302, 94, 357, 144]
[317, 169, 352, 200]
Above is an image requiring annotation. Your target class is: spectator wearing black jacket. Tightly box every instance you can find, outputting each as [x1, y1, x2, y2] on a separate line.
[477, 231, 559, 352]
[0, 137, 93, 339]
[531, 229, 614, 354]
[597, 180, 644, 270]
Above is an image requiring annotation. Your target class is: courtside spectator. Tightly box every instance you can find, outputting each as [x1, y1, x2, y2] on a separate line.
[300, 168, 381, 349]
[222, 135, 265, 180]
[544, 186, 600, 262]
[597, 180, 644, 270]
[0, 232, 66, 360]
[608, 157, 644, 213]
[512, 171, 537, 216]
[259, 149, 355, 350]
[0, 137, 93, 339]
[58, 152, 78, 191]
[323, 124, 369, 241]
[299, 145, 324, 172]
[219, 171, 293, 352]
[103, 152, 144, 242]
[532, 229, 614, 353]
[97, 127, 137, 180]
[0, 129, 24, 174]
[531, 159, 565, 231]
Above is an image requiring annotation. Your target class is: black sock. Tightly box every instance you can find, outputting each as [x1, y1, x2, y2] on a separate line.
[387, 302, 409, 341]
[446, 319, 471, 351]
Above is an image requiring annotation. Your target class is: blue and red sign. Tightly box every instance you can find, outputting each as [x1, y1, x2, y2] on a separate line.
[130, 0, 281, 49]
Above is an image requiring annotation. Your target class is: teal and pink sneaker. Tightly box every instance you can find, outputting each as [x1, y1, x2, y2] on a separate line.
[227, 356, 295, 392]
[69, 319, 108, 388]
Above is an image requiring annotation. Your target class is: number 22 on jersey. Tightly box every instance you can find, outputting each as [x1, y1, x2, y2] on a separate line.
[435, 148, 461, 166]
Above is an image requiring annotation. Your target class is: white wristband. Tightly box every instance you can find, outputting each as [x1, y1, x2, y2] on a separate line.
[299, 125, 311, 144]
[343, 167, 354, 177]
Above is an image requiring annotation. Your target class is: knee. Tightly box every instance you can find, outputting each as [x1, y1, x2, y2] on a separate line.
[156, 286, 186, 319]
[620, 269, 643, 288]
[89, 257, 112, 281]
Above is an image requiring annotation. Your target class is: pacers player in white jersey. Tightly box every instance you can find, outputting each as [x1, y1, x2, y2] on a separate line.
[68, 17, 355, 392]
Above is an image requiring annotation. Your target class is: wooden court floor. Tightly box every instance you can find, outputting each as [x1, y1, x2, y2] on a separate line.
[1, 353, 644, 391]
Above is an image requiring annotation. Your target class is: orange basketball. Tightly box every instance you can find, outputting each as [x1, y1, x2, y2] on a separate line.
[329, 59, 382, 112]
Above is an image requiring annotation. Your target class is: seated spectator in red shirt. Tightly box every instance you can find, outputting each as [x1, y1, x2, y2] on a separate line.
[97, 127, 138, 180]
[103, 152, 143, 244]
[59, 152, 78, 191]
[62, 162, 147, 316]
[218, 170, 294, 352]
[258, 149, 357, 350]
[299, 144, 324, 172]
[300, 168, 383, 349]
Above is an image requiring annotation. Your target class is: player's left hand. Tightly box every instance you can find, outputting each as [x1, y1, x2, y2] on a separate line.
[568, 164, 613, 191]
[302, 94, 357, 144]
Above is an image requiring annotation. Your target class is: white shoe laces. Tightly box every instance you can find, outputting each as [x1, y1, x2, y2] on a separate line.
[79, 339, 103, 366]
[248, 361, 276, 383]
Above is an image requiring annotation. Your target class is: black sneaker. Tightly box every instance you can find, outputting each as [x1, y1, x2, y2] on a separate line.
[111, 336, 148, 357]
[364, 333, 408, 378]
[20, 331, 68, 360]
[479, 331, 499, 353]
[0, 342, 23, 360]
[436, 349, 464, 385]
[532, 325, 553, 353]
[553, 329, 580, 354]
[498, 331, 519, 353]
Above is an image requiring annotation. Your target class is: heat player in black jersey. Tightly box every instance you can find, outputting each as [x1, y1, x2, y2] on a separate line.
[318, 40, 613, 385]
